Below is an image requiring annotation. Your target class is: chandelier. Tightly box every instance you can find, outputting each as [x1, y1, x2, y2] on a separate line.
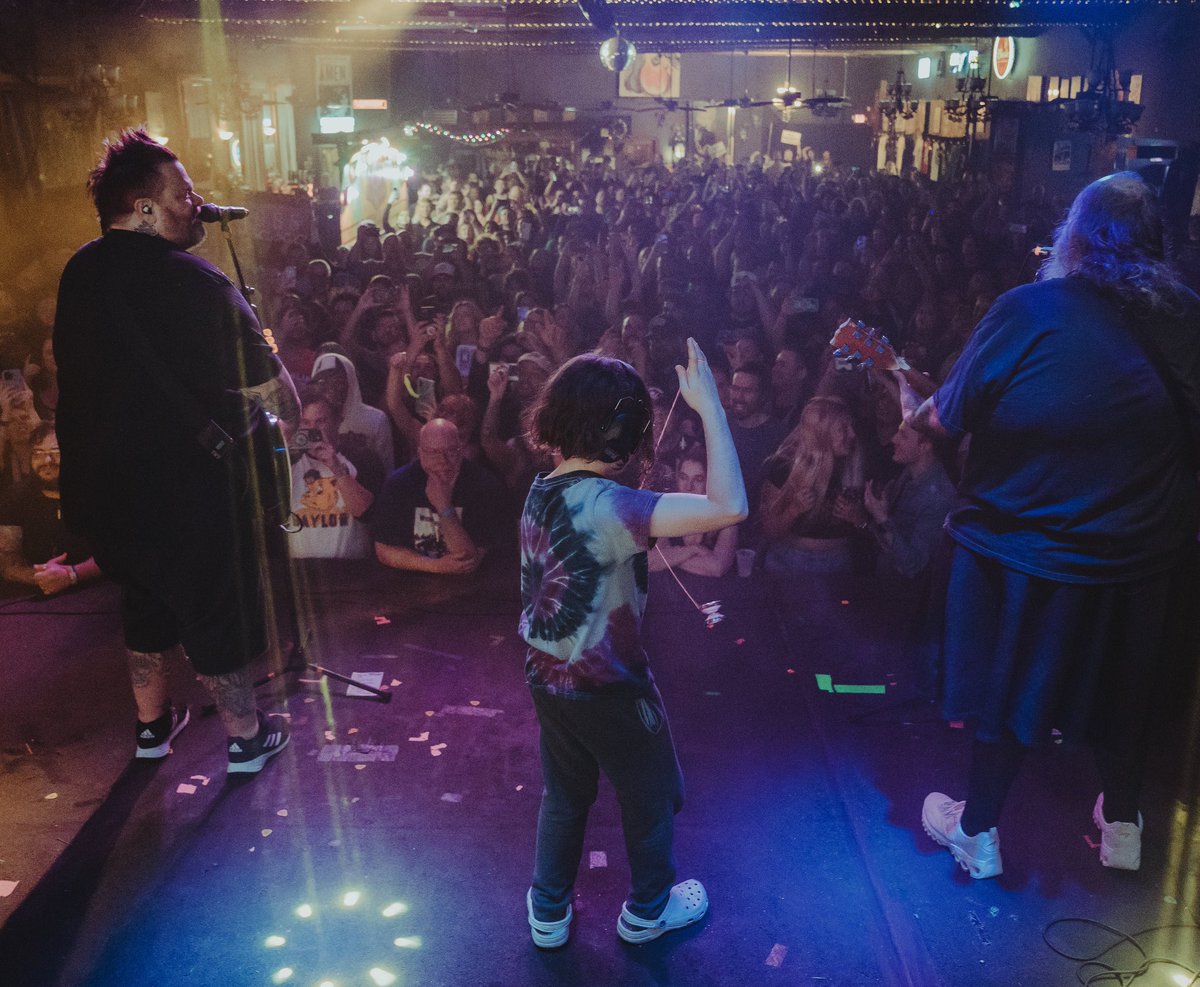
[944, 74, 992, 126]
[879, 69, 916, 121]
[1054, 32, 1143, 138]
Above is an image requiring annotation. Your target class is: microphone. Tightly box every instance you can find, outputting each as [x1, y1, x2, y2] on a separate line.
[198, 203, 249, 223]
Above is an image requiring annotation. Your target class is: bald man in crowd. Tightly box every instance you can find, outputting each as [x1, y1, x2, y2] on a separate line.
[371, 418, 506, 575]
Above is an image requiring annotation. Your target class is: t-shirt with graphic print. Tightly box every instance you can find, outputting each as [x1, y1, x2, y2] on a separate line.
[287, 452, 372, 559]
[519, 470, 662, 696]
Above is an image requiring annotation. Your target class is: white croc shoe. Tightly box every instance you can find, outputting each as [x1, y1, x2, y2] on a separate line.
[527, 889, 572, 948]
[617, 879, 708, 944]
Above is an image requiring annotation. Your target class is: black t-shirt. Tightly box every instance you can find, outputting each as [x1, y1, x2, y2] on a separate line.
[371, 458, 506, 557]
[54, 231, 278, 535]
[936, 278, 1200, 583]
[0, 479, 91, 566]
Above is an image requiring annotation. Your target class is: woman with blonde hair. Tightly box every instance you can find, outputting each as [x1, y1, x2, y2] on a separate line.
[758, 395, 865, 576]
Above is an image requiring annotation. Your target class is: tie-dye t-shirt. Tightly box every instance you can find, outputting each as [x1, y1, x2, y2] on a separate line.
[519, 471, 662, 696]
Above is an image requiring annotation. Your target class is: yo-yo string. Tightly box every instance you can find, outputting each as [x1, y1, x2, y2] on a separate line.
[652, 388, 683, 458]
[646, 386, 724, 626]
[654, 543, 702, 608]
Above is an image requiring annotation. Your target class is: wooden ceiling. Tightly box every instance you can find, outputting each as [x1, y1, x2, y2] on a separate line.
[133, 0, 1199, 52]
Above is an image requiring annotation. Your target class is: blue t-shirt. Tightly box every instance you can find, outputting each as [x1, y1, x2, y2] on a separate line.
[519, 471, 661, 696]
[935, 278, 1199, 584]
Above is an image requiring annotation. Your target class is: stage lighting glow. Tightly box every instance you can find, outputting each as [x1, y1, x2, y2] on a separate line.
[217, 127, 234, 142]
[813, 164, 824, 175]
[273, 891, 417, 983]
[917, 57, 931, 80]
[1171, 976, 1195, 987]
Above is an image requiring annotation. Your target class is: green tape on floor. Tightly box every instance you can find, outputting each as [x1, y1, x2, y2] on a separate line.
[832, 683, 887, 694]
[815, 674, 833, 693]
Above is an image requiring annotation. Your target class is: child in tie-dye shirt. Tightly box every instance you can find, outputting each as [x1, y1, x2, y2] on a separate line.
[519, 343, 747, 948]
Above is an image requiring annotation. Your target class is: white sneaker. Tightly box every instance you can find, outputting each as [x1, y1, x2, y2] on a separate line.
[1092, 794, 1142, 871]
[921, 792, 1003, 879]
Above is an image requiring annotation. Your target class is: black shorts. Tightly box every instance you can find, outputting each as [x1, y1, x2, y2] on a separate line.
[94, 520, 266, 677]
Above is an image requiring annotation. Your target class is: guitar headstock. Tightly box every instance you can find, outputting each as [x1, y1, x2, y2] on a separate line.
[829, 318, 908, 372]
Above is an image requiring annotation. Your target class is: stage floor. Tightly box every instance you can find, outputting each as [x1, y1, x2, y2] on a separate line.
[1, 551, 1198, 987]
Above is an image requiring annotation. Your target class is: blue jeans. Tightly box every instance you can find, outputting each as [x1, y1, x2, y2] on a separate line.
[529, 684, 684, 922]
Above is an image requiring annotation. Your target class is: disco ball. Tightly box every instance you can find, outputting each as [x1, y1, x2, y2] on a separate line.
[599, 36, 636, 73]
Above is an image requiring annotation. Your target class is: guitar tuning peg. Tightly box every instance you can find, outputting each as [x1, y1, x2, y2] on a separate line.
[881, 334, 891, 345]
[861, 358, 875, 370]
[832, 346, 849, 358]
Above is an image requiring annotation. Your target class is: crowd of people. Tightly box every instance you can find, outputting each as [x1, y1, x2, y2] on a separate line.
[0, 148, 1054, 593]
[0, 147, 1053, 588]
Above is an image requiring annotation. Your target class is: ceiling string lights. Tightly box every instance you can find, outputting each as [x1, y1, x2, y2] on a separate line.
[403, 122, 511, 144]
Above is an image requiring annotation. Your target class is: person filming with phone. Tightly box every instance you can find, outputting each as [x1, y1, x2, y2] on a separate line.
[287, 390, 379, 560]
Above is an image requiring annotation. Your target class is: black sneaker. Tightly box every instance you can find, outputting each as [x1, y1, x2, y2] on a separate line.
[135, 704, 190, 759]
[227, 711, 290, 775]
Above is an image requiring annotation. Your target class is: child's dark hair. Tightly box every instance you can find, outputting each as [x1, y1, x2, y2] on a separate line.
[529, 353, 654, 464]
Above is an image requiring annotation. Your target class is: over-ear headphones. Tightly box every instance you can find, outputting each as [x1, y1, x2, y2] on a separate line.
[141, 205, 152, 214]
[597, 395, 651, 464]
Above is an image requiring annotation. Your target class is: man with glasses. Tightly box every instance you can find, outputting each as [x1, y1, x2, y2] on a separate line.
[372, 418, 503, 575]
[0, 423, 99, 595]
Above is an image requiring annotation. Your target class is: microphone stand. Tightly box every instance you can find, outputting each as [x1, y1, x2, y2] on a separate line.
[212, 214, 391, 704]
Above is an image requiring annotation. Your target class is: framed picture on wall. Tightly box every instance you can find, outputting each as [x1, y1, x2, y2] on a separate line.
[1052, 139, 1073, 172]
[619, 53, 681, 98]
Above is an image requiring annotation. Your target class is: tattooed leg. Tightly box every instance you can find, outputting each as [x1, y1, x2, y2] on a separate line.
[127, 648, 171, 722]
[197, 667, 260, 739]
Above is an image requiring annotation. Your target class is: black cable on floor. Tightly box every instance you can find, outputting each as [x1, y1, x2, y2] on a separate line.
[1043, 917, 1200, 986]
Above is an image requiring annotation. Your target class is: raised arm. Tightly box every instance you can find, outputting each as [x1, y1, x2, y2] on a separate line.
[384, 351, 424, 455]
[650, 338, 749, 538]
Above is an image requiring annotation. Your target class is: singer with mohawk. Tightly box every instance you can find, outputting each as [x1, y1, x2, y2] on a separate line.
[518, 341, 746, 948]
[54, 129, 300, 774]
